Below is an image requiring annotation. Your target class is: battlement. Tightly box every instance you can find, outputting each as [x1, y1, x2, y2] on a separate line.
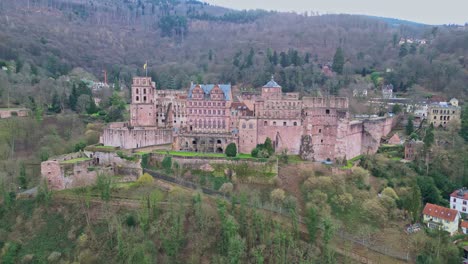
[302, 97, 349, 109]
[132, 77, 155, 88]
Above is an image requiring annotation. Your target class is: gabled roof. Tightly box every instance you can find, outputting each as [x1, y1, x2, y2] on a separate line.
[188, 84, 231, 101]
[461, 220, 468, 229]
[423, 203, 459, 222]
[263, 76, 281, 88]
[450, 188, 468, 200]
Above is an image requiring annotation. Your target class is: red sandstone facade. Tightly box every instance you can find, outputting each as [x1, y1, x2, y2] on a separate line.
[102, 76, 396, 161]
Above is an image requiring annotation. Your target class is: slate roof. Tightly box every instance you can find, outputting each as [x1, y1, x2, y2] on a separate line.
[188, 84, 231, 101]
[263, 76, 281, 88]
[423, 203, 458, 222]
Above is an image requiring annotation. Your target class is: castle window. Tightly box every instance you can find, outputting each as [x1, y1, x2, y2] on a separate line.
[434, 116, 437, 120]
[326, 109, 330, 114]
[273, 121, 277, 126]
[321, 139, 324, 143]
[217, 140, 222, 144]
[319, 129, 322, 133]
[294, 122, 297, 126]
[264, 121, 268, 126]
[143, 89, 147, 94]
[143, 96, 147, 102]
[136, 96, 140, 101]
[136, 88, 139, 94]
[283, 122, 287, 126]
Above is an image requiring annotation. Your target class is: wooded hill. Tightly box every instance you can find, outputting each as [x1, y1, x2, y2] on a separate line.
[0, 0, 466, 99]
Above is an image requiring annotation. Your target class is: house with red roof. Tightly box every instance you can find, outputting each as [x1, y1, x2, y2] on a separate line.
[423, 203, 460, 236]
[461, 221, 468, 234]
[450, 188, 468, 214]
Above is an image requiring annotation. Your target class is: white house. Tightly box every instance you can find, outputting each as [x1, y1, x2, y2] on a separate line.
[462, 221, 468, 234]
[423, 203, 460, 236]
[450, 188, 468, 214]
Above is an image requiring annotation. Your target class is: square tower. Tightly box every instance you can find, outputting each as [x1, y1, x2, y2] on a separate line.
[130, 77, 157, 127]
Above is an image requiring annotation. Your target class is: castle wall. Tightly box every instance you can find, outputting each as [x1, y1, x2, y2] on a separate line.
[41, 160, 98, 190]
[256, 118, 303, 154]
[130, 104, 157, 127]
[102, 126, 173, 149]
[343, 121, 364, 159]
[238, 117, 258, 154]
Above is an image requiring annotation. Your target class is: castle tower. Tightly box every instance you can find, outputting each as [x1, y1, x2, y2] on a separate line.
[261, 76, 282, 100]
[130, 77, 157, 127]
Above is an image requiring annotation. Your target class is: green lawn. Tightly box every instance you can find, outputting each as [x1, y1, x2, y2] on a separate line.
[60, 157, 91, 164]
[153, 150, 255, 159]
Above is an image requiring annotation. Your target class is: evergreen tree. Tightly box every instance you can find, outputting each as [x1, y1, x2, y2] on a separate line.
[305, 207, 319, 243]
[264, 137, 274, 155]
[279, 52, 289, 67]
[410, 43, 417, 55]
[50, 91, 61, 113]
[272, 51, 278, 65]
[304, 52, 311, 64]
[423, 124, 434, 149]
[460, 104, 468, 142]
[69, 84, 78, 111]
[332, 47, 344, 74]
[399, 43, 408, 57]
[225, 143, 237, 157]
[406, 116, 414, 135]
[409, 185, 422, 223]
[18, 162, 27, 189]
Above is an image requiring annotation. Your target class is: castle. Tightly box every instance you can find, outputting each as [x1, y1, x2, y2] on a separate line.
[101, 76, 396, 161]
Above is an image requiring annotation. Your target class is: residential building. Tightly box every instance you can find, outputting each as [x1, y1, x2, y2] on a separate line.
[404, 139, 424, 160]
[427, 99, 461, 128]
[382, 84, 394, 99]
[450, 188, 468, 214]
[422, 203, 460, 236]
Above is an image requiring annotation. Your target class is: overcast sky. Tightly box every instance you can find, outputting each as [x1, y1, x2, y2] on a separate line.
[205, 0, 468, 25]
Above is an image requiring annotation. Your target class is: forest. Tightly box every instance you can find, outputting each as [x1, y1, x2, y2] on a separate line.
[0, 0, 468, 263]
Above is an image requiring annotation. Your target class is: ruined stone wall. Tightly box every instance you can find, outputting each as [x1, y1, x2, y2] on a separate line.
[41, 161, 63, 190]
[130, 104, 157, 127]
[41, 160, 98, 190]
[149, 154, 278, 176]
[256, 118, 303, 154]
[361, 117, 393, 155]
[0, 109, 29, 118]
[102, 127, 173, 149]
[343, 121, 364, 159]
[177, 133, 237, 153]
[238, 117, 258, 154]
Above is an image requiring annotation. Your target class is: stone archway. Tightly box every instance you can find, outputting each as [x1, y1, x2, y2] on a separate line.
[216, 147, 223, 153]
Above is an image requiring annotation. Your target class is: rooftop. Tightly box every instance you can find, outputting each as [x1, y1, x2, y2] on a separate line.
[423, 203, 458, 222]
[188, 84, 231, 101]
[450, 188, 468, 200]
[263, 76, 281, 88]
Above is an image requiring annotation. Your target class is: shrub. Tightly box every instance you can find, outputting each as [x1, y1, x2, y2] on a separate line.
[225, 143, 237, 157]
[125, 214, 137, 227]
[162, 156, 172, 173]
[251, 148, 259, 157]
[136, 173, 154, 186]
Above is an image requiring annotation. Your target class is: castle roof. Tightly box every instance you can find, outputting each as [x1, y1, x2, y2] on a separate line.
[423, 203, 458, 222]
[188, 84, 231, 101]
[263, 76, 281, 88]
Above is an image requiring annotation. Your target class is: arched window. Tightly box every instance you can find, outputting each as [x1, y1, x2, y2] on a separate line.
[143, 89, 147, 94]
[136, 96, 140, 101]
